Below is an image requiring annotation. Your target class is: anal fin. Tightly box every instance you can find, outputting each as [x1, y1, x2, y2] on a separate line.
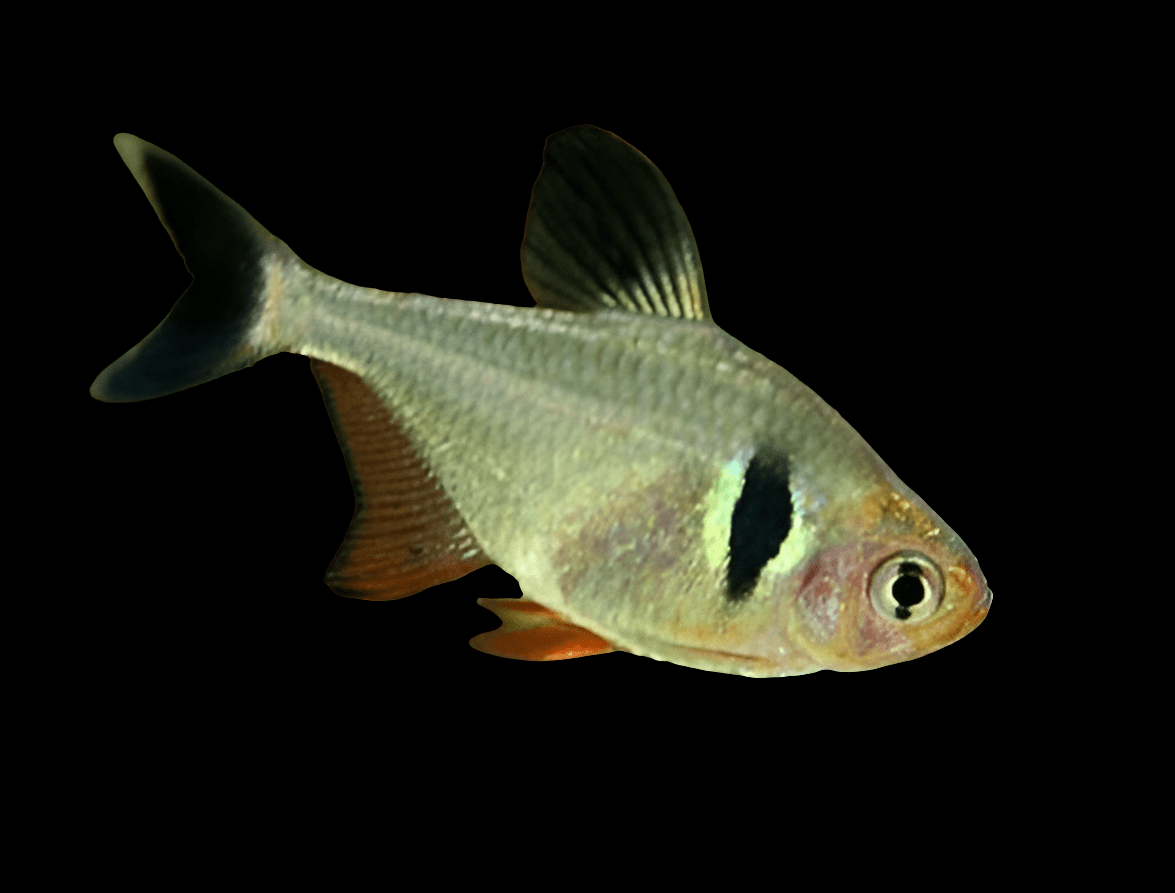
[311, 359, 490, 600]
[471, 598, 617, 661]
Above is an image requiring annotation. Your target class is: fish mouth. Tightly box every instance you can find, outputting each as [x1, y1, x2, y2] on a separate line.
[978, 586, 993, 610]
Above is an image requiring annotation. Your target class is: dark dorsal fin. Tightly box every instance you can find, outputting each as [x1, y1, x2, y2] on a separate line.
[521, 125, 711, 319]
[310, 359, 490, 600]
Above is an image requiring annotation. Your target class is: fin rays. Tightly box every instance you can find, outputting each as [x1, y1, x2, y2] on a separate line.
[521, 125, 710, 320]
[312, 360, 490, 600]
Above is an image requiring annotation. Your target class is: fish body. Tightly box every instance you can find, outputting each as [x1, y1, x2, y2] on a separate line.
[92, 125, 990, 677]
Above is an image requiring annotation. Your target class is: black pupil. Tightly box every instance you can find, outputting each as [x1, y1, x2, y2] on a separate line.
[891, 565, 925, 620]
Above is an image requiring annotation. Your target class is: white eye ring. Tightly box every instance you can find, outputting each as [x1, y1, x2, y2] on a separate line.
[869, 552, 943, 623]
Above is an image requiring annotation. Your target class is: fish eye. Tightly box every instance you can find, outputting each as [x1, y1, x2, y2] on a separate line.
[869, 552, 943, 623]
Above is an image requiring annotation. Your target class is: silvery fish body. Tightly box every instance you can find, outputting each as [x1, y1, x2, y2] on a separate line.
[91, 125, 990, 677]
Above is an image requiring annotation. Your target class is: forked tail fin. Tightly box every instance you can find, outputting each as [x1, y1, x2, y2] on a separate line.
[91, 134, 297, 403]
[94, 136, 495, 604]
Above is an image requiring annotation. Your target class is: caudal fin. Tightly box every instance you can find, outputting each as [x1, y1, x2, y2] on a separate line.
[91, 134, 297, 403]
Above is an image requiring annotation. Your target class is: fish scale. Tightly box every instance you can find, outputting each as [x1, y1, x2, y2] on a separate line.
[91, 124, 989, 676]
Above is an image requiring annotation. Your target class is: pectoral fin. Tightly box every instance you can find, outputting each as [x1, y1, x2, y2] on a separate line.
[470, 598, 617, 661]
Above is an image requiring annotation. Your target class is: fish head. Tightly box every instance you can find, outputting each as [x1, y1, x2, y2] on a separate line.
[781, 484, 991, 673]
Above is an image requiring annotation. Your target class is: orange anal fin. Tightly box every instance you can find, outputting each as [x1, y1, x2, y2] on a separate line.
[470, 598, 616, 661]
[311, 359, 490, 601]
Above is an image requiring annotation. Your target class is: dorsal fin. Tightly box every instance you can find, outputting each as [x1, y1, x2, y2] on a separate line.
[521, 125, 711, 319]
[310, 359, 490, 600]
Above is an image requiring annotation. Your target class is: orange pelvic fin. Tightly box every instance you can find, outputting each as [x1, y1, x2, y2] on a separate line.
[470, 598, 616, 661]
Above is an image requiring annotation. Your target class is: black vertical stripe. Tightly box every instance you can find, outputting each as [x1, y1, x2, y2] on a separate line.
[725, 451, 793, 602]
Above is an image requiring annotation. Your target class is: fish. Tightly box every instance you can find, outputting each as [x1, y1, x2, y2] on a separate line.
[91, 125, 990, 677]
